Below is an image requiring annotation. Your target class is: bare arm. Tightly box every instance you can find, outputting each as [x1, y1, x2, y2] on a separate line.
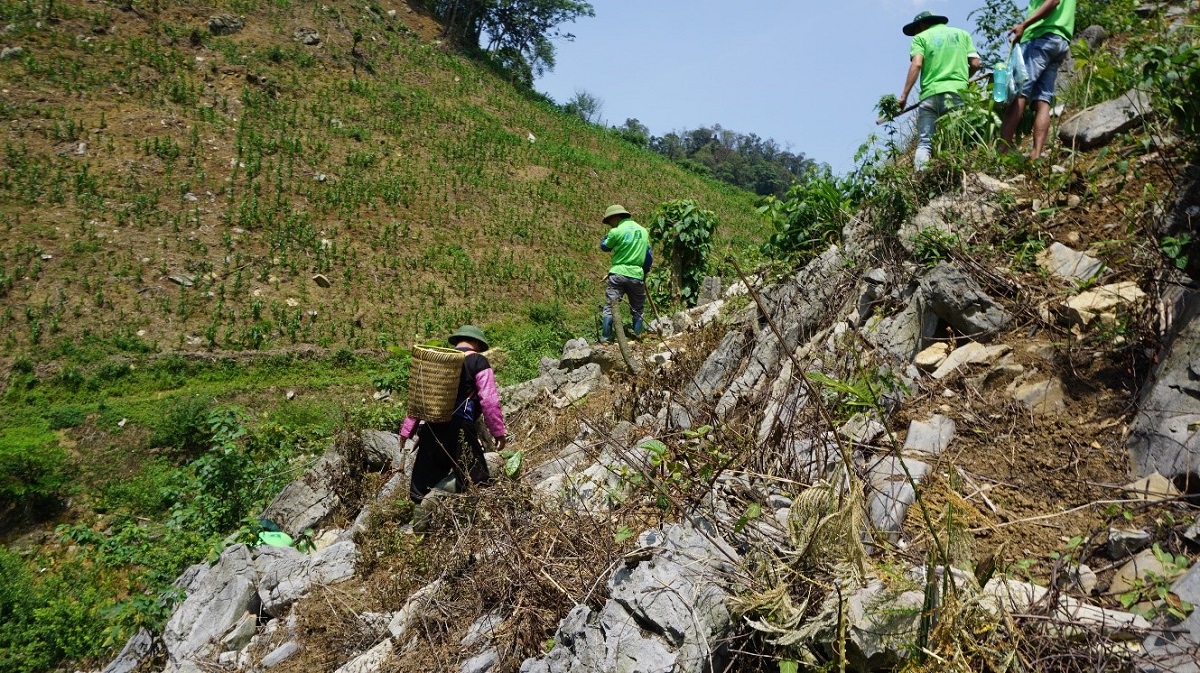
[901, 54, 924, 105]
[1011, 0, 1060, 42]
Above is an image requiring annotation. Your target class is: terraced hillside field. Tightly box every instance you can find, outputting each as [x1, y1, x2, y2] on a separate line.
[0, 0, 763, 358]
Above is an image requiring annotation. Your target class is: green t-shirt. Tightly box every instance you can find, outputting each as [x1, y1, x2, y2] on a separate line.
[910, 24, 979, 101]
[1022, 0, 1076, 42]
[603, 218, 650, 280]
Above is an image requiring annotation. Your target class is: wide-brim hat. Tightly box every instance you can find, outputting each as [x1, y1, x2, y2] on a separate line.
[602, 204, 631, 223]
[448, 325, 489, 352]
[903, 11, 949, 36]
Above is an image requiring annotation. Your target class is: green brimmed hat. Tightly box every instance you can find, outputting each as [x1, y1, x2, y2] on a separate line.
[448, 325, 490, 352]
[903, 11, 949, 36]
[602, 204, 631, 223]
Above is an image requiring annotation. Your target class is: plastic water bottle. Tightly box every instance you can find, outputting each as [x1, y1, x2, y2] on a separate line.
[992, 63, 1010, 103]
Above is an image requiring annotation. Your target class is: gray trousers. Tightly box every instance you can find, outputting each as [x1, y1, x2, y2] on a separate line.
[602, 273, 646, 321]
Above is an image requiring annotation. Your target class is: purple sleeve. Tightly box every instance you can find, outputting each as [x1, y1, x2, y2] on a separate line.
[473, 368, 507, 438]
[400, 417, 418, 439]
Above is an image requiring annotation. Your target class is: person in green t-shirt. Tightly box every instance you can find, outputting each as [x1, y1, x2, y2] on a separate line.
[1000, 0, 1076, 160]
[598, 204, 652, 344]
[899, 11, 981, 170]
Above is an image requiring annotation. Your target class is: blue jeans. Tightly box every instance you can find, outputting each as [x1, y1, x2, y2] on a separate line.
[915, 92, 963, 170]
[1020, 34, 1070, 103]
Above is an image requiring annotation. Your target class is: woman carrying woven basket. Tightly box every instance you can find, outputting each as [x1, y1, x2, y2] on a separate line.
[399, 325, 508, 504]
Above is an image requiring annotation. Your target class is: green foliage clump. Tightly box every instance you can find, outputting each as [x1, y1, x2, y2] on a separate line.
[875, 94, 904, 122]
[0, 550, 126, 673]
[1076, 0, 1138, 35]
[1133, 39, 1200, 140]
[648, 200, 718, 307]
[488, 301, 576, 384]
[149, 396, 214, 459]
[758, 170, 854, 261]
[0, 424, 70, 517]
[46, 404, 86, 430]
[969, 0, 1024, 65]
[371, 350, 412, 394]
[932, 87, 1002, 157]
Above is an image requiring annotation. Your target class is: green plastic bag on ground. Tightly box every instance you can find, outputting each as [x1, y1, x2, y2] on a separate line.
[257, 531, 294, 548]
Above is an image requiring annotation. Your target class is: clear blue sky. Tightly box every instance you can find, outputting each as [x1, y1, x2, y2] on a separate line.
[536, 0, 995, 174]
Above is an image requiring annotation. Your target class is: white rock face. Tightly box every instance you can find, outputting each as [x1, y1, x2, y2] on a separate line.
[1036, 242, 1104, 283]
[1065, 281, 1146, 328]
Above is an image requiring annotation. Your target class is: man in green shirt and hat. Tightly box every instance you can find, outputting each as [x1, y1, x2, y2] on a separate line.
[1000, 0, 1076, 160]
[599, 205, 651, 344]
[898, 11, 981, 170]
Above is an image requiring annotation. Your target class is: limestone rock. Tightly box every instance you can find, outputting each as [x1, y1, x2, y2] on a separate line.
[841, 581, 925, 669]
[697, 276, 722, 306]
[1056, 564, 1098, 595]
[1065, 281, 1146, 327]
[899, 195, 995, 250]
[461, 612, 505, 649]
[361, 430, 404, 469]
[867, 456, 930, 542]
[261, 641, 300, 668]
[553, 363, 607, 408]
[838, 413, 886, 445]
[1129, 292, 1200, 481]
[1108, 528, 1152, 560]
[903, 415, 956, 456]
[1142, 564, 1200, 671]
[293, 27, 320, 45]
[519, 523, 738, 673]
[163, 544, 260, 662]
[462, 650, 499, 673]
[1108, 548, 1179, 595]
[101, 628, 155, 673]
[863, 291, 940, 363]
[1036, 242, 1104, 283]
[559, 338, 593, 370]
[207, 14, 243, 35]
[659, 300, 725, 338]
[919, 263, 1011, 341]
[526, 440, 592, 483]
[969, 173, 1013, 194]
[1123, 473, 1182, 502]
[334, 639, 393, 673]
[260, 451, 344, 537]
[983, 578, 1151, 637]
[931, 342, 1012, 380]
[1059, 89, 1152, 150]
[682, 330, 746, 405]
[255, 540, 358, 616]
[914, 343, 949, 371]
[1010, 378, 1067, 415]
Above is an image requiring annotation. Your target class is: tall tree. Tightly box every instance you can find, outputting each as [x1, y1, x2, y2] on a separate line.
[425, 0, 594, 84]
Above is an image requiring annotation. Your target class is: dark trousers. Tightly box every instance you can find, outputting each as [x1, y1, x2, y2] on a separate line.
[409, 418, 491, 503]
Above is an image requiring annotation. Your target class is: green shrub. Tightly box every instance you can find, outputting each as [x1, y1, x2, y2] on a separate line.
[759, 169, 853, 260]
[99, 458, 178, 516]
[0, 550, 121, 673]
[648, 200, 718, 307]
[149, 396, 214, 458]
[46, 405, 86, 430]
[0, 425, 70, 515]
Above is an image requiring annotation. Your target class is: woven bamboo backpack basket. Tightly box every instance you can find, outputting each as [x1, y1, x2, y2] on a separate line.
[407, 345, 465, 422]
